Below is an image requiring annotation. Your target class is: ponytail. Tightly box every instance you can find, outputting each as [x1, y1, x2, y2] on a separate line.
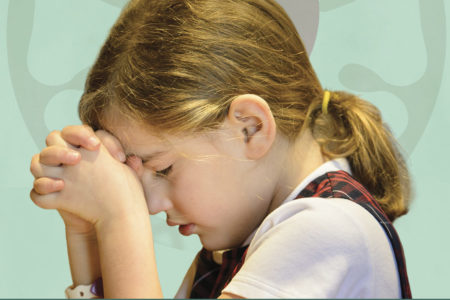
[305, 91, 411, 221]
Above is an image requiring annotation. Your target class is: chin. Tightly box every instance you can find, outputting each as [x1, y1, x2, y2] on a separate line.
[200, 235, 243, 251]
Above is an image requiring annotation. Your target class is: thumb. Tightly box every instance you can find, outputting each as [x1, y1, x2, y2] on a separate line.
[95, 130, 126, 163]
[30, 188, 64, 211]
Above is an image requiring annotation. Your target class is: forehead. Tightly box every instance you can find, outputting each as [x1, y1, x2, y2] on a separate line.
[99, 106, 225, 159]
[101, 109, 170, 156]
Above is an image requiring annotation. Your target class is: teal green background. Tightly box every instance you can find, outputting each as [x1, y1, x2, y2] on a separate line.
[1, 0, 449, 297]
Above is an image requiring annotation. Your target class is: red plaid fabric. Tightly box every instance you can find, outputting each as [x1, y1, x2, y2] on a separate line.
[189, 247, 248, 298]
[296, 171, 412, 298]
[189, 170, 412, 298]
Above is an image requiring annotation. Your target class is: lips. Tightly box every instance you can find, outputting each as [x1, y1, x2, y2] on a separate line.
[166, 219, 180, 227]
[178, 224, 195, 236]
[166, 219, 195, 236]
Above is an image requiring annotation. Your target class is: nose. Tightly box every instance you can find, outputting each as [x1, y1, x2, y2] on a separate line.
[141, 169, 173, 215]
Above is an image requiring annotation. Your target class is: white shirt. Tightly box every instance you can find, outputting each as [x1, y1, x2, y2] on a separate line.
[177, 159, 401, 298]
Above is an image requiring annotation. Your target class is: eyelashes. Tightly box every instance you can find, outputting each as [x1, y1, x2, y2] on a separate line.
[155, 165, 173, 177]
[127, 154, 173, 178]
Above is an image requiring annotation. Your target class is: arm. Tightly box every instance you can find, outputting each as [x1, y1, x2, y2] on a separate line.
[31, 127, 130, 290]
[31, 129, 163, 297]
[32, 128, 103, 288]
[96, 213, 163, 298]
[66, 229, 101, 286]
[61, 128, 155, 293]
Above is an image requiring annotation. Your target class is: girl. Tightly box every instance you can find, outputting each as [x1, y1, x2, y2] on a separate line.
[30, 0, 412, 298]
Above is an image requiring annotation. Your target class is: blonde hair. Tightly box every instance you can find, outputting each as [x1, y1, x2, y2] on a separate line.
[79, 0, 410, 221]
[305, 91, 411, 220]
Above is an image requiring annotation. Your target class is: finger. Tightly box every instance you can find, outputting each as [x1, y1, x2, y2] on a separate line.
[61, 125, 101, 151]
[33, 177, 65, 195]
[30, 154, 40, 177]
[30, 188, 61, 210]
[96, 130, 126, 162]
[45, 130, 68, 147]
[30, 153, 65, 178]
[126, 155, 144, 177]
[39, 145, 81, 166]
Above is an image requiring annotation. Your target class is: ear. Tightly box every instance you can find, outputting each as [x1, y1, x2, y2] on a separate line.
[227, 94, 276, 160]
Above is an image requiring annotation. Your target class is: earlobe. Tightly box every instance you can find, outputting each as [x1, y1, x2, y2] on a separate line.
[228, 94, 276, 159]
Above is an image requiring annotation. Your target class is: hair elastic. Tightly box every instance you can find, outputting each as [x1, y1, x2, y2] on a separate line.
[322, 90, 331, 115]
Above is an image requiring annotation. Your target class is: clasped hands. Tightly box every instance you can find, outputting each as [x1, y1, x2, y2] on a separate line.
[30, 125, 148, 233]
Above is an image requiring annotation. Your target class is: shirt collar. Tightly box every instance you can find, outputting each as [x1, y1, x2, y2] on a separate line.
[281, 157, 351, 206]
[240, 158, 351, 246]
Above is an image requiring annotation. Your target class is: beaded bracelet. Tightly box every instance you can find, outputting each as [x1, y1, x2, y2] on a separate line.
[65, 277, 103, 299]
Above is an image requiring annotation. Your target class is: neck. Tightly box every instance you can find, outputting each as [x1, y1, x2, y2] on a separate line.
[268, 129, 327, 213]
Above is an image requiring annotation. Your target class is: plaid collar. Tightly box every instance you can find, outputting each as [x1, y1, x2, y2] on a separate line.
[189, 170, 411, 298]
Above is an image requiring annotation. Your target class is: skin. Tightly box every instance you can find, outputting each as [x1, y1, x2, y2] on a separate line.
[30, 94, 327, 298]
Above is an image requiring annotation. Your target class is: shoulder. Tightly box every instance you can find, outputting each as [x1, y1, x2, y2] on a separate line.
[223, 197, 400, 298]
[250, 197, 376, 251]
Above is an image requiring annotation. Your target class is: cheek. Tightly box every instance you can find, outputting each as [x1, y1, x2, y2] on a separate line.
[141, 170, 157, 199]
[170, 161, 241, 215]
[171, 171, 214, 209]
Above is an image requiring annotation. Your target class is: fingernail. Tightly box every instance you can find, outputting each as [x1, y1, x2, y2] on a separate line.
[68, 151, 80, 160]
[117, 152, 126, 163]
[89, 136, 100, 147]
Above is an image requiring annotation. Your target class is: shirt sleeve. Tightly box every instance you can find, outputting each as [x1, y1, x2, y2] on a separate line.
[222, 198, 375, 298]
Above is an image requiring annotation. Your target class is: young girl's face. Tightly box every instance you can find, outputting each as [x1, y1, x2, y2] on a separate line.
[104, 113, 276, 251]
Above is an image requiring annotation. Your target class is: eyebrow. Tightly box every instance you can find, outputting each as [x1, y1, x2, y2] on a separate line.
[125, 150, 166, 162]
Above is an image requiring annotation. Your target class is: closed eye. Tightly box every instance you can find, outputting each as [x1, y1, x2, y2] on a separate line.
[155, 165, 172, 177]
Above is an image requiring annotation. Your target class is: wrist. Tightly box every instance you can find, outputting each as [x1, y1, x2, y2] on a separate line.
[65, 229, 101, 287]
[66, 227, 97, 241]
[93, 190, 149, 229]
[94, 210, 150, 235]
[94, 212, 161, 298]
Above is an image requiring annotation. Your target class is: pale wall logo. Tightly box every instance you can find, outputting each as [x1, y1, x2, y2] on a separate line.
[7, 0, 320, 149]
[6, 0, 446, 247]
[8, 0, 445, 157]
[334, 0, 446, 157]
[5, 0, 317, 251]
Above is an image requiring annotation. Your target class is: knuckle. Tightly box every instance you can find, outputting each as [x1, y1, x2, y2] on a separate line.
[33, 180, 42, 194]
[34, 178, 51, 195]
[42, 145, 64, 161]
[30, 155, 40, 175]
[61, 126, 73, 137]
[30, 190, 38, 203]
[81, 124, 93, 135]
[30, 190, 49, 209]
[31, 153, 39, 164]
[30, 163, 38, 176]
[46, 130, 61, 145]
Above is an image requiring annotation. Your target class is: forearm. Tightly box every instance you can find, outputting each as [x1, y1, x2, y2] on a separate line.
[65, 229, 101, 286]
[96, 213, 163, 298]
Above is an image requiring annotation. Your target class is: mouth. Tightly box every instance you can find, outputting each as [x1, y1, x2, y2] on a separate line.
[166, 219, 195, 236]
